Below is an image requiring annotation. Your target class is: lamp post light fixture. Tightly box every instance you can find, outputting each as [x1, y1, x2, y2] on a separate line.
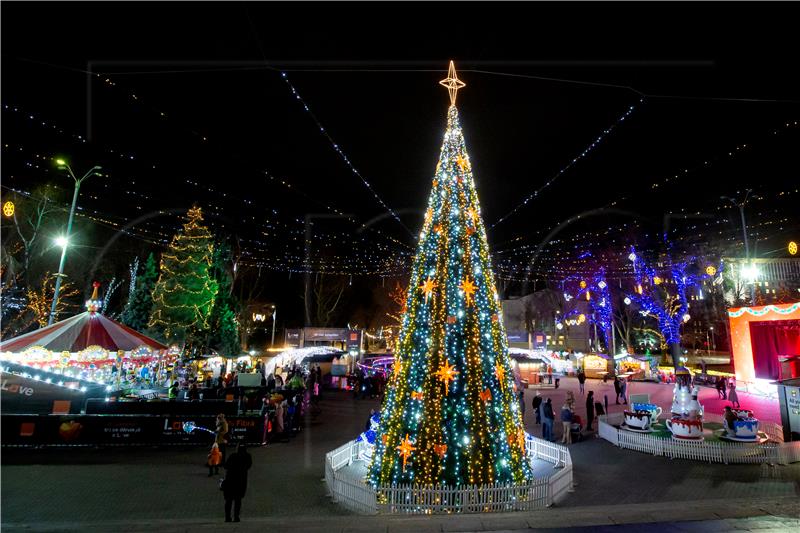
[721, 190, 755, 304]
[47, 158, 103, 325]
[270, 305, 277, 348]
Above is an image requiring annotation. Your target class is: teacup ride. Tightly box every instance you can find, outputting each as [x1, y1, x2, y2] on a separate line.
[621, 410, 656, 432]
[632, 403, 662, 423]
[732, 408, 754, 419]
[719, 413, 767, 443]
[666, 417, 704, 441]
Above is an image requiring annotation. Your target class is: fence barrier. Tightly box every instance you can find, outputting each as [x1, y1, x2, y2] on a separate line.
[598, 413, 799, 465]
[324, 435, 573, 515]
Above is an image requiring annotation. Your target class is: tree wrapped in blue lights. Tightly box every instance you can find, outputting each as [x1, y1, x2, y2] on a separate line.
[625, 249, 710, 362]
[368, 64, 532, 488]
[560, 272, 613, 353]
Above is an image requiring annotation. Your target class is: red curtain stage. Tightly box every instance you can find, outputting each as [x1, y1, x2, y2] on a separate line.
[749, 319, 800, 380]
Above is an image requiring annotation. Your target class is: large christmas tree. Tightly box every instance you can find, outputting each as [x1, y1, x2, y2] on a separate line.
[369, 63, 532, 488]
[148, 206, 219, 349]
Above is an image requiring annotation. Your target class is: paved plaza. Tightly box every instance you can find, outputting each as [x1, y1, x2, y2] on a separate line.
[2, 378, 798, 531]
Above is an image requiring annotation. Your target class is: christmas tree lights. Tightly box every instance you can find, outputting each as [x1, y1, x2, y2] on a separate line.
[148, 206, 219, 346]
[368, 63, 532, 488]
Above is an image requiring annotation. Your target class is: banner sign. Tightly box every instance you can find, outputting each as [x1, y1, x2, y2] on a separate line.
[1, 414, 265, 447]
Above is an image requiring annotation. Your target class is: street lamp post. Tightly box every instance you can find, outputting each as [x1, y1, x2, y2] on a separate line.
[721, 190, 755, 304]
[709, 326, 715, 351]
[270, 305, 277, 348]
[47, 159, 102, 325]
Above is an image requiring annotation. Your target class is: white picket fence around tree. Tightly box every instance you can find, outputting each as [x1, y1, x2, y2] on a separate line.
[598, 412, 800, 465]
[324, 435, 573, 515]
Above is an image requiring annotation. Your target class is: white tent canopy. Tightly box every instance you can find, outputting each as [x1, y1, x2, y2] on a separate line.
[263, 346, 342, 376]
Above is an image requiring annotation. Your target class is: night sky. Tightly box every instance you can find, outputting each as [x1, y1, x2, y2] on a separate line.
[3, 2, 799, 327]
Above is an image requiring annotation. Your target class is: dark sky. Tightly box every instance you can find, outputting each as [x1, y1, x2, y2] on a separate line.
[2, 2, 799, 314]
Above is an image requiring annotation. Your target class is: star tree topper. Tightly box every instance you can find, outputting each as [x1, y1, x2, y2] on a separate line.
[439, 60, 466, 106]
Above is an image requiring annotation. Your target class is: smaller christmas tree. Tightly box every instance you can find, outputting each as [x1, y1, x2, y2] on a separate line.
[149, 206, 219, 349]
[206, 239, 240, 355]
[121, 253, 158, 331]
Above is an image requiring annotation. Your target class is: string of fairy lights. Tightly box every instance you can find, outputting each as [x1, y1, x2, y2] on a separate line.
[3, 62, 798, 281]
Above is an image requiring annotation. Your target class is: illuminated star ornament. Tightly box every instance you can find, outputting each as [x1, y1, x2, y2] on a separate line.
[495, 363, 506, 386]
[456, 155, 469, 172]
[436, 360, 459, 396]
[467, 207, 480, 227]
[392, 360, 403, 380]
[396, 434, 416, 472]
[419, 276, 438, 303]
[459, 277, 476, 307]
[439, 60, 466, 106]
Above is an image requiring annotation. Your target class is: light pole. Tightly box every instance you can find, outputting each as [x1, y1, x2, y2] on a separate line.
[721, 190, 755, 304]
[270, 305, 277, 348]
[709, 326, 715, 351]
[48, 159, 102, 325]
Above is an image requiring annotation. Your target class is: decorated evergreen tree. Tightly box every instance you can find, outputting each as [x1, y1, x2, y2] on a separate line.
[148, 206, 218, 349]
[206, 239, 240, 356]
[369, 63, 532, 488]
[121, 253, 158, 331]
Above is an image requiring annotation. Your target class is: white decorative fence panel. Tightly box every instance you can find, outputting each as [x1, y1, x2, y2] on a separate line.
[325, 434, 573, 515]
[597, 415, 798, 465]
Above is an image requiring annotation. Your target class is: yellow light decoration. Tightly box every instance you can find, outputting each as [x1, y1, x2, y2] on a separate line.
[2, 201, 14, 217]
[459, 276, 476, 307]
[438, 60, 466, 106]
[653, 276, 662, 285]
[789, 241, 798, 256]
[705, 265, 717, 276]
[579, 280, 587, 289]
[411, 391, 424, 401]
[435, 360, 459, 396]
[419, 276, 438, 303]
[578, 313, 586, 324]
[585, 290, 591, 301]
[494, 363, 506, 385]
[396, 434, 416, 472]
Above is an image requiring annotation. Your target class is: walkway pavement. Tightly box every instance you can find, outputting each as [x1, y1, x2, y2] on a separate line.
[2, 384, 796, 531]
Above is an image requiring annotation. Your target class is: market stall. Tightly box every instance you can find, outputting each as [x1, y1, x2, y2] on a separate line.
[582, 353, 611, 379]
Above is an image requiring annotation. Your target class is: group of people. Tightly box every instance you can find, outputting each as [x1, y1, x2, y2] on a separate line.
[350, 369, 387, 400]
[715, 376, 740, 407]
[206, 414, 253, 523]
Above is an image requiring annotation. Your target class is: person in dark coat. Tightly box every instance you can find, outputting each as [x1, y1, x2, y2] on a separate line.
[585, 391, 596, 431]
[541, 398, 555, 441]
[222, 443, 253, 523]
[613, 377, 622, 404]
[531, 393, 543, 424]
[577, 370, 586, 394]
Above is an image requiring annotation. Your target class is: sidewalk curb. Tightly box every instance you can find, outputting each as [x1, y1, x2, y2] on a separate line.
[4, 496, 799, 532]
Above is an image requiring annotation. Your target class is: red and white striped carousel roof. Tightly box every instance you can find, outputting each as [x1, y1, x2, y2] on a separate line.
[0, 312, 168, 353]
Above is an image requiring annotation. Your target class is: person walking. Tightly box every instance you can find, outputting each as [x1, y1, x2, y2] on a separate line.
[728, 381, 740, 409]
[613, 376, 622, 404]
[721, 377, 728, 400]
[577, 369, 586, 394]
[560, 404, 573, 444]
[532, 393, 543, 425]
[215, 413, 229, 463]
[222, 443, 252, 523]
[518, 389, 526, 418]
[619, 377, 628, 405]
[585, 391, 595, 431]
[207, 442, 222, 477]
[542, 398, 555, 441]
[715, 378, 724, 399]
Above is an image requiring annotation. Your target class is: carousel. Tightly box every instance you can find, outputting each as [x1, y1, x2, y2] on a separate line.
[0, 283, 173, 389]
